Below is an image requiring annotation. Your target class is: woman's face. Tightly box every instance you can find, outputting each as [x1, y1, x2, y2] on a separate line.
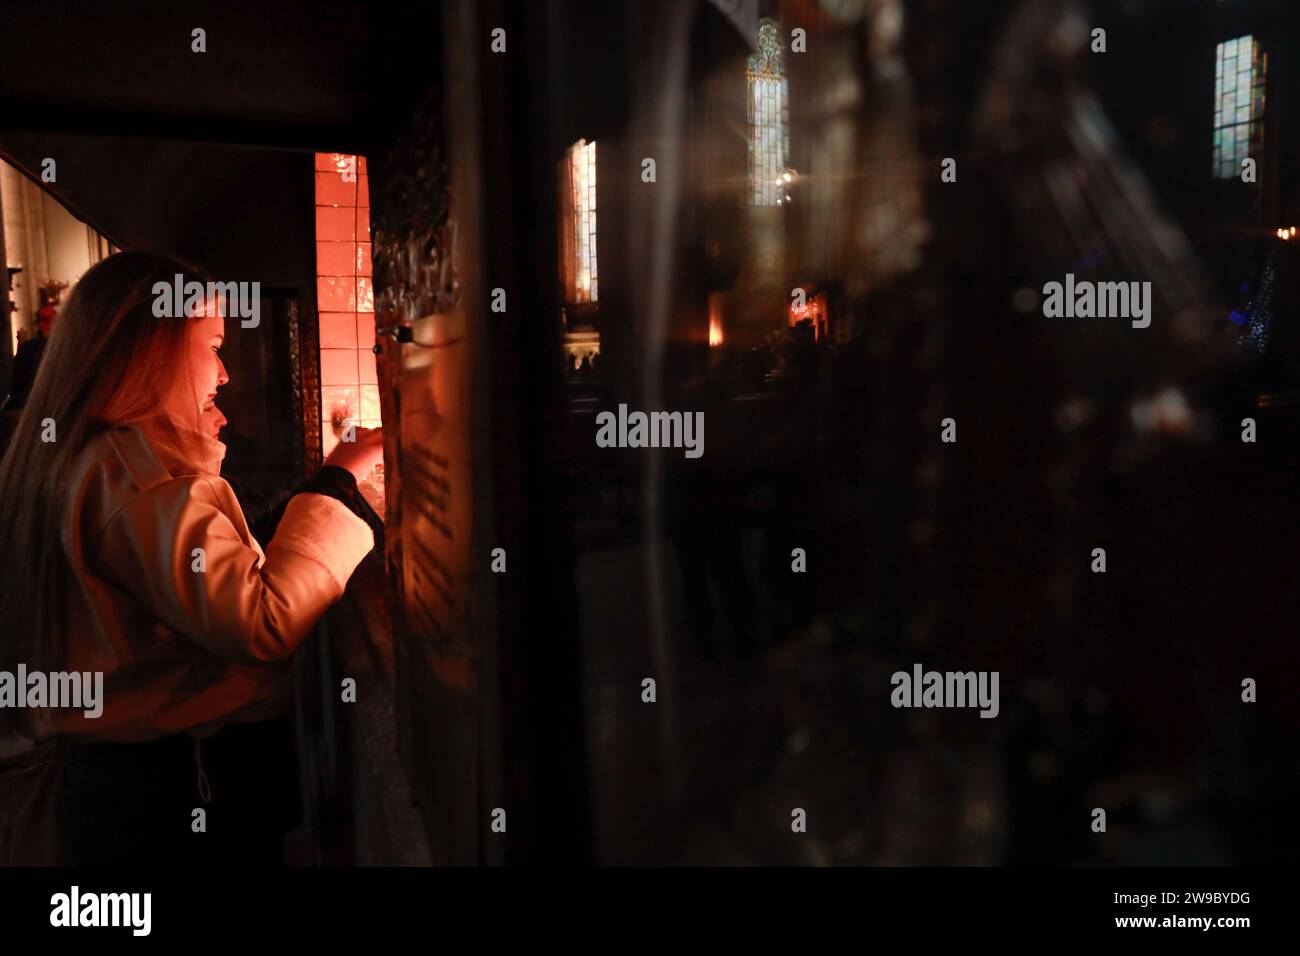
[188, 305, 229, 439]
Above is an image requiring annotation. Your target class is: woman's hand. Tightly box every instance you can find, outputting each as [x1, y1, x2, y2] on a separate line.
[324, 426, 384, 483]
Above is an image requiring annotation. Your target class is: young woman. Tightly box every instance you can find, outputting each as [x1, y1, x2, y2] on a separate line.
[0, 252, 383, 865]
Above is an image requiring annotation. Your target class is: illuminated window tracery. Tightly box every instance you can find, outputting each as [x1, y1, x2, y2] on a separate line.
[748, 19, 789, 206]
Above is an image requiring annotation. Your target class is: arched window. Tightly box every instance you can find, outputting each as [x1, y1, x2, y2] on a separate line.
[747, 19, 789, 206]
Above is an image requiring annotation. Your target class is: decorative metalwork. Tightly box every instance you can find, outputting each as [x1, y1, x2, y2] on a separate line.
[371, 88, 458, 327]
[294, 297, 323, 473]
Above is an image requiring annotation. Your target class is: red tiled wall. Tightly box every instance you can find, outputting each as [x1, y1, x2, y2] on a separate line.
[314, 153, 379, 456]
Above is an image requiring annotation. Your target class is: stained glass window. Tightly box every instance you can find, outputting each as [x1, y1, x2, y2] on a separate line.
[1213, 35, 1267, 179]
[560, 138, 598, 304]
[748, 19, 789, 206]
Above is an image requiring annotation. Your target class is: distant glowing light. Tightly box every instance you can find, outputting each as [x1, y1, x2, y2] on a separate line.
[1130, 387, 1193, 435]
[788, 290, 828, 341]
[708, 293, 724, 346]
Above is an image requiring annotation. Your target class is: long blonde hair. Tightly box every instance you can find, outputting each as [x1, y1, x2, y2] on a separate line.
[0, 252, 227, 723]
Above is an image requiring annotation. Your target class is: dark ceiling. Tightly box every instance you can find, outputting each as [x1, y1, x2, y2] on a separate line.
[0, 0, 434, 150]
[0, 0, 437, 274]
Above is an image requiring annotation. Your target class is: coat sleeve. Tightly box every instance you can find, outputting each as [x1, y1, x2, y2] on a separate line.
[96, 474, 375, 663]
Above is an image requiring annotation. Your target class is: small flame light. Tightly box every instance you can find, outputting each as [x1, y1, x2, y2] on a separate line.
[708, 293, 724, 347]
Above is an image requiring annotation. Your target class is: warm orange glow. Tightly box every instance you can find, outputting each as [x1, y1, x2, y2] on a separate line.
[560, 139, 598, 304]
[709, 316, 724, 347]
[563, 329, 600, 372]
[315, 152, 379, 457]
[788, 291, 828, 341]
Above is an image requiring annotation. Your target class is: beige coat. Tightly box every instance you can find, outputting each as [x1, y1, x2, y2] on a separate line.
[0, 424, 374, 863]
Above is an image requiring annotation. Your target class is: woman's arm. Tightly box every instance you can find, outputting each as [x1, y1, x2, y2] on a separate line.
[242, 465, 383, 551]
[96, 474, 374, 663]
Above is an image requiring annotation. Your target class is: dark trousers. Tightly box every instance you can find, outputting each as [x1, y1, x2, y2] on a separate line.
[55, 717, 301, 866]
